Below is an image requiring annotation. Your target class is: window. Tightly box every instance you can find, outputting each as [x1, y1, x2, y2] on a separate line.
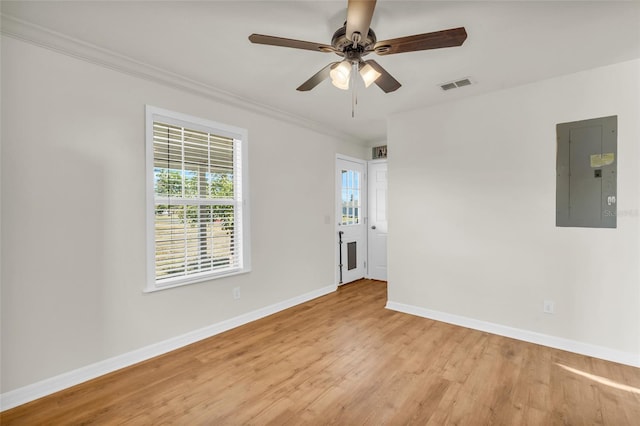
[145, 106, 250, 291]
[340, 169, 361, 225]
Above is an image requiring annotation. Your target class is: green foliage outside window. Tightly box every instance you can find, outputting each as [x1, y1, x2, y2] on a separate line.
[154, 168, 234, 230]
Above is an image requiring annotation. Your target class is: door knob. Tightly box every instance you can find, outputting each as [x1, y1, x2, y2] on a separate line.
[371, 225, 376, 230]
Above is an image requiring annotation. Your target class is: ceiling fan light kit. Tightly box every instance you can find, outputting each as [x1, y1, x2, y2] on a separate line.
[329, 60, 382, 90]
[330, 61, 352, 90]
[249, 0, 468, 114]
[359, 62, 382, 88]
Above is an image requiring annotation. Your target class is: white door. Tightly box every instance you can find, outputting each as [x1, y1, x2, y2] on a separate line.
[336, 157, 366, 284]
[367, 160, 387, 281]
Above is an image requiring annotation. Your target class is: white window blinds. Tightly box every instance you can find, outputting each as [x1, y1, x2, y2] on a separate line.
[146, 107, 249, 291]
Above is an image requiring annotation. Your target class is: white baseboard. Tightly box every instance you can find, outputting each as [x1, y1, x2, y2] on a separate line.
[0, 284, 337, 411]
[386, 300, 640, 368]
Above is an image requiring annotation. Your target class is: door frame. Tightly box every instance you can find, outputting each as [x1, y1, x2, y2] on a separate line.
[335, 154, 367, 285]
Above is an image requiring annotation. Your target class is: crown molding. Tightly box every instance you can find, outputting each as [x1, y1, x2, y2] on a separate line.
[0, 14, 363, 143]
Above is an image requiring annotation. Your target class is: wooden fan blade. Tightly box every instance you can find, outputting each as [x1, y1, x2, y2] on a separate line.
[374, 27, 467, 56]
[249, 34, 335, 53]
[297, 62, 339, 91]
[364, 60, 401, 93]
[346, 0, 377, 42]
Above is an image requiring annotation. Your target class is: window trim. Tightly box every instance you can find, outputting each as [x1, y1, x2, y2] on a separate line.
[145, 105, 251, 292]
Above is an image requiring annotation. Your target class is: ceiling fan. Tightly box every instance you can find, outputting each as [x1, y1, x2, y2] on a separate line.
[248, 0, 467, 93]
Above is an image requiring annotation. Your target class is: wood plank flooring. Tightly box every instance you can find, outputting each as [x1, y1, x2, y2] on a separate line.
[3, 279, 640, 425]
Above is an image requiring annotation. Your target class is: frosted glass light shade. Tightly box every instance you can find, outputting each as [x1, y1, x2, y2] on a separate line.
[330, 61, 351, 90]
[359, 63, 381, 88]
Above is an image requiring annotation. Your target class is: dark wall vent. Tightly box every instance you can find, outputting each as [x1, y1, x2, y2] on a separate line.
[440, 77, 473, 91]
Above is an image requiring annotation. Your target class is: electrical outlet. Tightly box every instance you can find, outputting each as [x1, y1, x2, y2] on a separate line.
[233, 287, 241, 300]
[543, 300, 555, 314]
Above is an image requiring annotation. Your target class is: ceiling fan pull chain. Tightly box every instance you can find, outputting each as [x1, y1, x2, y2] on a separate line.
[352, 62, 358, 118]
[352, 88, 355, 118]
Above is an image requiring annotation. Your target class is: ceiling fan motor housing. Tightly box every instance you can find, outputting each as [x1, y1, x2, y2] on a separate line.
[332, 25, 377, 60]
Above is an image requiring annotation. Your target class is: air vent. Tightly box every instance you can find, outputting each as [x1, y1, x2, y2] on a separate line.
[440, 77, 473, 91]
[372, 145, 387, 159]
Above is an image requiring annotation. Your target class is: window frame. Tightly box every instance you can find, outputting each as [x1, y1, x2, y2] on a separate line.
[145, 105, 251, 292]
[340, 168, 361, 226]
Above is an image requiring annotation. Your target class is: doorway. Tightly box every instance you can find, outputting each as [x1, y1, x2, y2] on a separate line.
[336, 156, 366, 284]
[367, 160, 387, 281]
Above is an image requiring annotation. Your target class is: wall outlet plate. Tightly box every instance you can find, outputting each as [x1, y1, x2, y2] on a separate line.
[543, 300, 555, 314]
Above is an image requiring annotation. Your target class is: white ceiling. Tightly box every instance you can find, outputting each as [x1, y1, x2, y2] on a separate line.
[2, 1, 639, 143]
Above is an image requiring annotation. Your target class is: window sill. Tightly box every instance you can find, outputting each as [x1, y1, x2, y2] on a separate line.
[143, 268, 251, 293]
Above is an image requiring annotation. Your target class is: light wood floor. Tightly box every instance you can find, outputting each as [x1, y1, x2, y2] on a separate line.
[3, 279, 640, 425]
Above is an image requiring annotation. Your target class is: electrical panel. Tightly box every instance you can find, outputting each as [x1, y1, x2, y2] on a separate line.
[556, 116, 617, 228]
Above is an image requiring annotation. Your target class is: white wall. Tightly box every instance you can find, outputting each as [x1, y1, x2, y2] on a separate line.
[0, 36, 366, 393]
[388, 59, 640, 362]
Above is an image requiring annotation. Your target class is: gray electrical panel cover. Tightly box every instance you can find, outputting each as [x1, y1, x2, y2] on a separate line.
[556, 116, 617, 228]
